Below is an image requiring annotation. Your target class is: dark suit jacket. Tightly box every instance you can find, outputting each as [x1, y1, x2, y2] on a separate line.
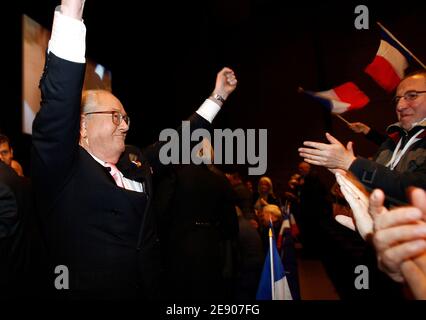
[0, 161, 36, 295]
[157, 164, 239, 300]
[31, 53, 211, 298]
[0, 162, 20, 241]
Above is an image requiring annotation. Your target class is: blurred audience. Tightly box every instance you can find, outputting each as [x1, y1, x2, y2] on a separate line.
[254, 176, 280, 215]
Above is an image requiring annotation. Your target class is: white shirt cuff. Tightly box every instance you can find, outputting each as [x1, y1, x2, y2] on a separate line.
[196, 99, 221, 123]
[48, 5, 86, 63]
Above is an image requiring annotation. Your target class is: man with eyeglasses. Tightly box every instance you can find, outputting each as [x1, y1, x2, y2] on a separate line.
[31, 0, 237, 299]
[299, 70, 426, 202]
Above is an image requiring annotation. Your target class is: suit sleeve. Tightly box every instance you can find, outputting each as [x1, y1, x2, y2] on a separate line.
[31, 53, 85, 196]
[349, 156, 426, 202]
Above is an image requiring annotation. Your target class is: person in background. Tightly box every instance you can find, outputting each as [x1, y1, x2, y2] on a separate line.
[226, 172, 257, 227]
[0, 134, 24, 177]
[335, 172, 426, 299]
[254, 176, 280, 216]
[299, 70, 426, 203]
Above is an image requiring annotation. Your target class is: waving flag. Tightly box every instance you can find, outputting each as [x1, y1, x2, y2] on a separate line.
[300, 82, 370, 114]
[276, 210, 301, 300]
[364, 24, 411, 92]
[256, 227, 293, 300]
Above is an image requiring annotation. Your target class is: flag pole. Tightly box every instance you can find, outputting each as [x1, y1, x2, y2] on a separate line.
[333, 113, 351, 126]
[377, 22, 426, 70]
[269, 226, 275, 300]
[298, 86, 335, 101]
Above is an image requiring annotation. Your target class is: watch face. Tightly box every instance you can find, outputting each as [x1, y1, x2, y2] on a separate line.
[215, 94, 225, 103]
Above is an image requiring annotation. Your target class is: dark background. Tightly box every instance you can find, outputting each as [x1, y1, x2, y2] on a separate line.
[4, 0, 426, 197]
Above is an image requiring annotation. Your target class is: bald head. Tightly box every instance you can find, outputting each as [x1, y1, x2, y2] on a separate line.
[81, 89, 124, 114]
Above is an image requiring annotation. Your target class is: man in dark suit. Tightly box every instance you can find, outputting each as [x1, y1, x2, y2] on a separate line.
[0, 161, 37, 296]
[31, 0, 237, 298]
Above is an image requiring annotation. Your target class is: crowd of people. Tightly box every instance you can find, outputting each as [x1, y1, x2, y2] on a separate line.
[1, 0, 426, 301]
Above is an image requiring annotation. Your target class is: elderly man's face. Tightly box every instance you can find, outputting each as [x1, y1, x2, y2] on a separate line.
[395, 75, 426, 130]
[0, 142, 13, 166]
[81, 92, 129, 164]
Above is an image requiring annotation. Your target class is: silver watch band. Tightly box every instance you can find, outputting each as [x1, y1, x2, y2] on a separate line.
[211, 93, 226, 104]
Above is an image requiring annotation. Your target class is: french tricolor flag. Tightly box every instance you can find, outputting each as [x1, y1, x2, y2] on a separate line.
[300, 82, 370, 114]
[364, 23, 412, 92]
[256, 227, 293, 300]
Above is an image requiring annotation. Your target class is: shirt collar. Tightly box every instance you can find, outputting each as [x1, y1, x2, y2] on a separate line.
[87, 151, 108, 167]
[386, 117, 426, 134]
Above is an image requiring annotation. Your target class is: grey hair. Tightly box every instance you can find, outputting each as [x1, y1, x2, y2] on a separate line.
[81, 89, 112, 114]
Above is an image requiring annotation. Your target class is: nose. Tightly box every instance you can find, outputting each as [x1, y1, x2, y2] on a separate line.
[119, 119, 129, 133]
[396, 98, 409, 113]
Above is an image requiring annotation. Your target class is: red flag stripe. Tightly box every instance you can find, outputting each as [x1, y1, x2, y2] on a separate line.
[365, 55, 402, 92]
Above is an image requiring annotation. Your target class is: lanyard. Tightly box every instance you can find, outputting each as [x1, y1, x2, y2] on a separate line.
[385, 129, 424, 170]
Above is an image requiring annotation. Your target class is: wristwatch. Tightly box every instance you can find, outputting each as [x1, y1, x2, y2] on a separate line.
[211, 93, 226, 104]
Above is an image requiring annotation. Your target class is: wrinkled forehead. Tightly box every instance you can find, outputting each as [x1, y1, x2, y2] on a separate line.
[82, 90, 126, 114]
[397, 75, 426, 94]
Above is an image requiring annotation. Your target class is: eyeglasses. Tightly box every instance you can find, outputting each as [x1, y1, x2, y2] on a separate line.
[84, 111, 130, 127]
[393, 90, 426, 105]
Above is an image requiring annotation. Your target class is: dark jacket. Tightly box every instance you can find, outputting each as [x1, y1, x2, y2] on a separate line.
[0, 161, 38, 296]
[157, 164, 239, 300]
[232, 182, 255, 220]
[350, 120, 426, 203]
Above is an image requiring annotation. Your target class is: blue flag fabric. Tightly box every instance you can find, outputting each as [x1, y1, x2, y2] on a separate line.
[281, 228, 301, 300]
[256, 227, 292, 300]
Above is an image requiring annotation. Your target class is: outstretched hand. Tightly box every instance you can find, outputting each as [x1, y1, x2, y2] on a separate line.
[335, 172, 373, 240]
[299, 133, 356, 171]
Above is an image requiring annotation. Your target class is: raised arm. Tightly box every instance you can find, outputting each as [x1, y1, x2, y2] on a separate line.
[60, 0, 85, 20]
[144, 67, 238, 173]
[349, 157, 426, 202]
[32, 0, 87, 195]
